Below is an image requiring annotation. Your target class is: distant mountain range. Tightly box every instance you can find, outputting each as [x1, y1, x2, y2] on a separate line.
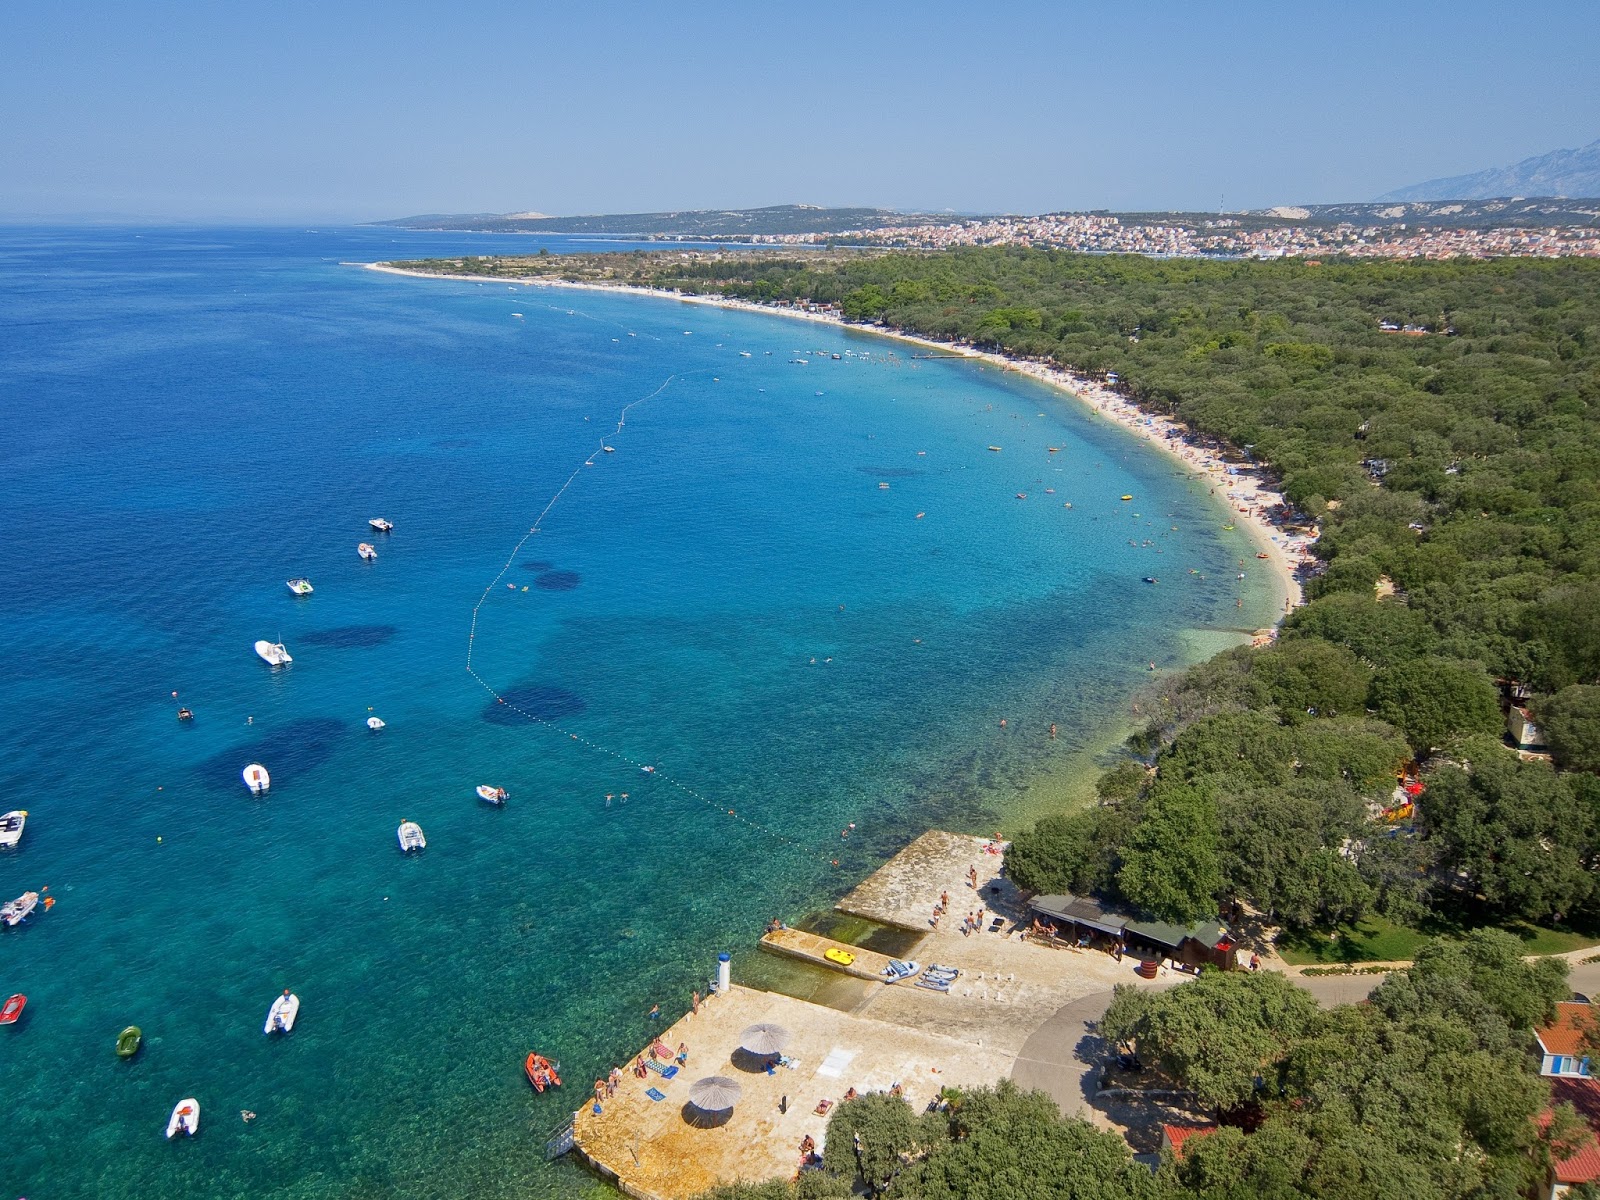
[1376, 138, 1600, 202]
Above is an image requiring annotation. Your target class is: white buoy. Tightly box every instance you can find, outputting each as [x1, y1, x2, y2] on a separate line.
[716, 952, 731, 994]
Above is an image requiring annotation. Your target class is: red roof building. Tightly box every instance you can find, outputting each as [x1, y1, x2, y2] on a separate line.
[1543, 1078, 1600, 1199]
[1537, 1003, 1596, 1078]
[1160, 1122, 1218, 1161]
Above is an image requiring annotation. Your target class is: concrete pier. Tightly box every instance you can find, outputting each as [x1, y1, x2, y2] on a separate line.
[758, 926, 900, 981]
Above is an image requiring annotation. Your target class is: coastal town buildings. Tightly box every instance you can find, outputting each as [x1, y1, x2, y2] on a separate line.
[750, 212, 1600, 260]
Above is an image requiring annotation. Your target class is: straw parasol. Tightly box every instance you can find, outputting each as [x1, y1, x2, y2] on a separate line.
[687, 1075, 742, 1111]
[738, 1023, 791, 1057]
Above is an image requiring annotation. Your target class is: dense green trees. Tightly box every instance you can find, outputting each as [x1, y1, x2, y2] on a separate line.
[699, 1081, 1157, 1200]
[1418, 737, 1594, 922]
[1127, 934, 1569, 1200]
[1367, 657, 1503, 754]
[1100, 969, 1321, 1110]
[1540, 685, 1600, 773]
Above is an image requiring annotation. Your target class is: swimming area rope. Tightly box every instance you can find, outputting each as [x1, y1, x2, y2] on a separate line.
[463, 371, 839, 865]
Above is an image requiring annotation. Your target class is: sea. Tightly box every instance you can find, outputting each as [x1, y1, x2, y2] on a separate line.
[0, 225, 1280, 1198]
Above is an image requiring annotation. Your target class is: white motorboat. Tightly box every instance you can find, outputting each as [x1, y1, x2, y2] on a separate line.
[357, 542, 377, 561]
[264, 990, 300, 1034]
[368, 518, 393, 532]
[255, 639, 292, 666]
[0, 810, 25, 849]
[476, 785, 508, 806]
[366, 716, 386, 730]
[243, 764, 270, 794]
[1, 891, 39, 927]
[165, 1098, 200, 1139]
[286, 577, 313, 596]
[397, 821, 426, 852]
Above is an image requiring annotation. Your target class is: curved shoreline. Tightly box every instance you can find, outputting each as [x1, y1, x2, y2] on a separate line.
[362, 261, 1311, 622]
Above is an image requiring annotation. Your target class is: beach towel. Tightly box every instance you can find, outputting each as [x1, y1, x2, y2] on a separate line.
[816, 1048, 856, 1079]
[645, 1087, 666, 1102]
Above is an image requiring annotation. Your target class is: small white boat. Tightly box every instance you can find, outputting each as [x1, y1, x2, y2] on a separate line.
[264, 990, 300, 1034]
[398, 821, 425, 852]
[357, 542, 377, 561]
[165, 1098, 200, 1139]
[243, 764, 270, 794]
[366, 716, 386, 730]
[285, 578, 313, 596]
[1, 891, 39, 927]
[476, 785, 508, 806]
[0, 810, 25, 849]
[369, 518, 393, 532]
[254, 639, 292, 666]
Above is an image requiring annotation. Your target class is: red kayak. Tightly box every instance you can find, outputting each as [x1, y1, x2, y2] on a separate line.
[524, 1052, 562, 1093]
[0, 994, 25, 1025]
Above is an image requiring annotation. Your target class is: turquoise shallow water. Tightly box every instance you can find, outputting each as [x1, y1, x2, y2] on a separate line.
[0, 227, 1279, 1198]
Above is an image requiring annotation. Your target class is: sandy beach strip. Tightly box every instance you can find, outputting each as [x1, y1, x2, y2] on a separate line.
[363, 262, 1310, 617]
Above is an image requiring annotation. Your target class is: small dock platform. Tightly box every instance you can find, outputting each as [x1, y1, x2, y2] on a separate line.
[759, 927, 899, 981]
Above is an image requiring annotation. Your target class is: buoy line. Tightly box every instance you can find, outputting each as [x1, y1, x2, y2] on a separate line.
[464, 371, 839, 864]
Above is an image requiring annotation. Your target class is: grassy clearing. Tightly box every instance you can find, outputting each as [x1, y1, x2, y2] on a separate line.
[1277, 913, 1599, 966]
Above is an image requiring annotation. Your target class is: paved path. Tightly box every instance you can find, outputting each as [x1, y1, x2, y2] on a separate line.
[1010, 988, 1116, 1117]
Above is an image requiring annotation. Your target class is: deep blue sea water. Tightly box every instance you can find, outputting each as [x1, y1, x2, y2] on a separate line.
[0, 226, 1279, 1198]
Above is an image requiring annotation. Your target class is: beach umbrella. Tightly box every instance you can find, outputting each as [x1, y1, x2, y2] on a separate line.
[688, 1075, 742, 1111]
[738, 1023, 791, 1056]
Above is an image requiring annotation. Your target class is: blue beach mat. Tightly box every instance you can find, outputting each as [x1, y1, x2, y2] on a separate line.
[646, 1087, 667, 1102]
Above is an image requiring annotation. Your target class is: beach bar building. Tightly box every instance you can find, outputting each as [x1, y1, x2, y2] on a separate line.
[1027, 894, 1234, 971]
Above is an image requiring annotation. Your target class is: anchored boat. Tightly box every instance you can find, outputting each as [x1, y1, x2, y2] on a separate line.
[476, 785, 508, 806]
[285, 578, 313, 596]
[1, 891, 39, 927]
[242, 764, 270, 794]
[116, 1025, 142, 1057]
[264, 990, 299, 1034]
[368, 517, 393, 532]
[366, 716, 386, 730]
[254, 639, 292, 666]
[165, 1098, 200, 1139]
[357, 542, 377, 561]
[0, 994, 25, 1025]
[524, 1052, 562, 1092]
[0, 809, 25, 849]
[397, 821, 426, 852]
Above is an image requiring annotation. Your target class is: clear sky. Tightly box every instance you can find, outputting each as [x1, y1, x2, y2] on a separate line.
[3, 0, 1597, 221]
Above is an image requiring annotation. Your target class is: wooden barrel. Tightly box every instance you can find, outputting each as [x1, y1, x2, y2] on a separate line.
[1136, 958, 1160, 979]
